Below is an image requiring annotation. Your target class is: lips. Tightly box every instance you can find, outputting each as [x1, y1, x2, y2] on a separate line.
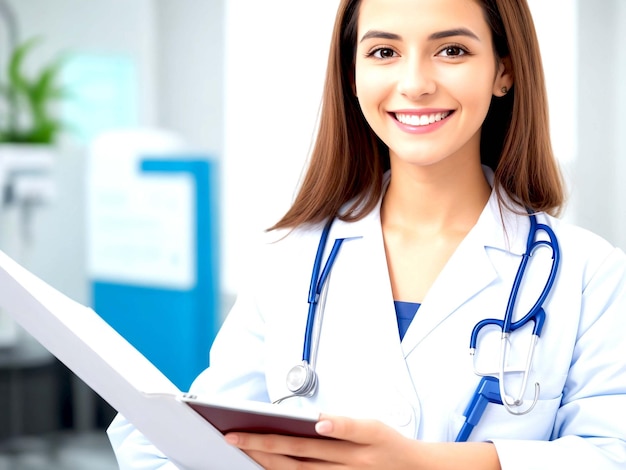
[394, 111, 452, 127]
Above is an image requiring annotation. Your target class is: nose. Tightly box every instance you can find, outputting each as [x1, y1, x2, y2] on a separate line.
[396, 56, 436, 100]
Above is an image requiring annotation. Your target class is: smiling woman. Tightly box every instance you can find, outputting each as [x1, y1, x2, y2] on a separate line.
[107, 1, 626, 469]
[352, 0, 514, 303]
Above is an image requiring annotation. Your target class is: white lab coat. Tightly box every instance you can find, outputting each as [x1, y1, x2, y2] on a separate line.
[108, 170, 626, 469]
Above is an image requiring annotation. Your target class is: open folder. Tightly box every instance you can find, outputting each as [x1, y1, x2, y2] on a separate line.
[0, 249, 298, 470]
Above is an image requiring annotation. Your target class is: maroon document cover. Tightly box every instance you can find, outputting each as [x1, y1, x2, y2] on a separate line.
[181, 395, 329, 439]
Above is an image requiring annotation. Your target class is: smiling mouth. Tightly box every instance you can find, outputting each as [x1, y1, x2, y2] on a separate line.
[394, 111, 452, 127]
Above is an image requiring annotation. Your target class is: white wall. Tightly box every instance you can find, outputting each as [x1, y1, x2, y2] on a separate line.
[570, 0, 625, 249]
[221, 0, 339, 294]
[571, 0, 626, 248]
[156, 0, 224, 157]
[616, 1, 626, 250]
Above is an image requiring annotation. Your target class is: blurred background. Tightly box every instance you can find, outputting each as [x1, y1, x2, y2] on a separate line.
[0, 0, 623, 468]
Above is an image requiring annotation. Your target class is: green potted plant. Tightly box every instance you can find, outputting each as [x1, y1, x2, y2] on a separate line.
[0, 36, 67, 144]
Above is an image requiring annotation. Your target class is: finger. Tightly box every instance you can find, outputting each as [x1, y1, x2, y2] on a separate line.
[225, 432, 344, 461]
[245, 449, 323, 470]
[315, 414, 385, 444]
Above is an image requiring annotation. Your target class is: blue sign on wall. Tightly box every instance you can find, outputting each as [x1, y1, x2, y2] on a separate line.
[91, 156, 221, 390]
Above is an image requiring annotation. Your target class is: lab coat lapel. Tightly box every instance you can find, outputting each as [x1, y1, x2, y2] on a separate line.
[330, 201, 397, 342]
[400, 190, 528, 357]
[327, 204, 417, 390]
[313, 210, 423, 434]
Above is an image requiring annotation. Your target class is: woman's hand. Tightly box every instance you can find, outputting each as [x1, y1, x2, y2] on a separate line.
[224, 414, 421, 469]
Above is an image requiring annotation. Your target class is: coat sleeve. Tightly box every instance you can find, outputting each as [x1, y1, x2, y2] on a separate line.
[107, 414, 180, 470]
[107, 247, 270, 469]
[492, 247, 626, 469]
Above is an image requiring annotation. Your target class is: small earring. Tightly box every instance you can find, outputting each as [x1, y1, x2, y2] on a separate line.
[501, 86, 508, 95]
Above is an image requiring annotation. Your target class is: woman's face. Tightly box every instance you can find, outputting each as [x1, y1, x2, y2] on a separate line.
[354, 0, 512, 170]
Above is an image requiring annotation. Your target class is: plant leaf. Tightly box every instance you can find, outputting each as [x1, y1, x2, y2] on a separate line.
[31, 54, 67, 103]
[8, 37, 43, 94]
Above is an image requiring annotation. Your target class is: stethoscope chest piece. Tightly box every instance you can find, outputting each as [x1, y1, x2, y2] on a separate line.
[286, 360, 318, 397]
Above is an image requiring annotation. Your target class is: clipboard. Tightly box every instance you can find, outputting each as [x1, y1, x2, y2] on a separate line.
[0, 249, 322, 469]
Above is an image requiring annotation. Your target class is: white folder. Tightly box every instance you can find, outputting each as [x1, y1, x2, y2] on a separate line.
[0, 250, 261, 470]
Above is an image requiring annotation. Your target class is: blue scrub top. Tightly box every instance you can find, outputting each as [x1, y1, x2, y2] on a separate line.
[394, 301, 421, 340]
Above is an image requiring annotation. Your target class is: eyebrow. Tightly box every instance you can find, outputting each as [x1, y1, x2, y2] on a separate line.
[359, 28, 480, 43]
[428, 28, 480, 41]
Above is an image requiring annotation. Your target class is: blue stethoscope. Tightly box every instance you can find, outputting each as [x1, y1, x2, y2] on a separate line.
[456, 212, 560, 441]
[274, 218, 347, 404]
[276, 213, 560, 444]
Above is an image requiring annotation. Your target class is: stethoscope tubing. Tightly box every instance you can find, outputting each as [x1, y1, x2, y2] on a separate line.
[507, 222, 559, 335]
[302, 219, 346, 363]
[469, 214, 559, 350]
[275, 219, 345, 404]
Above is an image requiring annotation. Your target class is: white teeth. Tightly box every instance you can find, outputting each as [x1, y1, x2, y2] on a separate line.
[395, 111, 450, 126]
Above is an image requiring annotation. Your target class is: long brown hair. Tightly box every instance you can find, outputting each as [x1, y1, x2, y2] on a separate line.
[271, 0, 564, 231]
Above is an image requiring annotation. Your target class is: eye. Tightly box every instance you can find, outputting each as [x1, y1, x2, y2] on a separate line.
[438, 45, 468, 57]
[368, 47, 398, 59]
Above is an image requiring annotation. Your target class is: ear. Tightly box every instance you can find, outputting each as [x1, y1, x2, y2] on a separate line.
[493, 56, 514, 97]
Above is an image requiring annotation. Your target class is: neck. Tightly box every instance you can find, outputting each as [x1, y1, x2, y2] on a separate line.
[381, 159, 491, 237]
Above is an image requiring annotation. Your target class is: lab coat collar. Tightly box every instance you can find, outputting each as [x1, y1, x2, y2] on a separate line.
[329, 166, 531, 256]
[477, 166, 530, 256]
